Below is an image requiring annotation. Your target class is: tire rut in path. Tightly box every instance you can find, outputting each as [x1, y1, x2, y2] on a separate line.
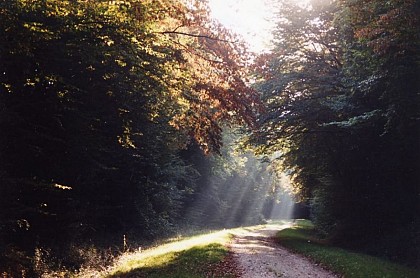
[228, 224, 338, 278]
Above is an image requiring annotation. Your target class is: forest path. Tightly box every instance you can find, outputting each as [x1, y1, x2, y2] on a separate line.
[228, 223, 338, 278]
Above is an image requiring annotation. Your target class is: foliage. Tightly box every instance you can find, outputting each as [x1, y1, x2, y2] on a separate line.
[248, 0, 419, 266]
[276, 220, 420, 278]
[180, 130, 289, 229]
[0, 0, 259, 275]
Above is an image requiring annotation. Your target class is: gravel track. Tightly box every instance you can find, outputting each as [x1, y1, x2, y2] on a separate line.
[228, 223, 338, 278]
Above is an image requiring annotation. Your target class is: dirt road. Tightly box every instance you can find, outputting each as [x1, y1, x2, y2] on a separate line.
[228, 223, 338, 278]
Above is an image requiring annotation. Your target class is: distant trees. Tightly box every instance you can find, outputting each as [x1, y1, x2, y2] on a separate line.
[181, 131, 289, 229]
[0, 0, 260, 275]
[249, 0, 419, 265]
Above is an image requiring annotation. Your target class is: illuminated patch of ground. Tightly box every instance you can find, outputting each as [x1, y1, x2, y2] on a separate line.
[98, 227, 249, 277]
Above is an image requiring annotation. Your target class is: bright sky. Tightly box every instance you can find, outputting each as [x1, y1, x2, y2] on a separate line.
[208, 0, 312, 53]
[208, 0, 275, 53]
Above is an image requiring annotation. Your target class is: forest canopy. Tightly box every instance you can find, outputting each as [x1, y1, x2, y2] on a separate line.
[0, 0, 419, 276]
[248, 0, 419, 265]
[0, 0, 264, 275]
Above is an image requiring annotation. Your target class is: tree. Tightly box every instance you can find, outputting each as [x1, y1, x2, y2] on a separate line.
[0, 0, 259, 275]
[248, 0, 419, 265]
[181, 129, 289, 229]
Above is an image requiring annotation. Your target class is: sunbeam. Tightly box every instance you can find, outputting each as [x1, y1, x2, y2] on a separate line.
[182, 144, 297, 230]
[269, 172, 295, 220]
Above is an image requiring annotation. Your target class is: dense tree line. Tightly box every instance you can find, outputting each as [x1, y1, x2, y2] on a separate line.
[0, 0, 268, 276]
[1, 0, 418, 275]
[249, 0, 419, 266]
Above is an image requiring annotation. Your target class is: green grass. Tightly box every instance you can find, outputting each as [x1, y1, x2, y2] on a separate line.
[108, 243, 230, 278]
[103, 229, 238, 278]
[277, 220, 420, 278]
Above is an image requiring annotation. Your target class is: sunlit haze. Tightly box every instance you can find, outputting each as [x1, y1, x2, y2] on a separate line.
[208, 0, 312, 53]
[208, 0, 275, 52]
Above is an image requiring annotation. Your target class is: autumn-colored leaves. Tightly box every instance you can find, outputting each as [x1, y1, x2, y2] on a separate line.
[148, 0, 260, 153]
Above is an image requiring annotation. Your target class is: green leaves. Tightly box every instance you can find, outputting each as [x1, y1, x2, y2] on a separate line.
[248, 0, 419, 266]
[1, 1, 263, 275]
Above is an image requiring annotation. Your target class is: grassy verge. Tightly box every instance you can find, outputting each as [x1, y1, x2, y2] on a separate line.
[107, 243, 229, 278]
[276, 220, 420, 278]
[102, 229, 237, 278]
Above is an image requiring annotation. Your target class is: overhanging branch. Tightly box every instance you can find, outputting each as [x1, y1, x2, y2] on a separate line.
[156, 30, 236, 44]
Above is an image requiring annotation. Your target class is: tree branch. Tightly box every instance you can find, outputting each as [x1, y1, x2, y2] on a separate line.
[156, 31, 236, 44]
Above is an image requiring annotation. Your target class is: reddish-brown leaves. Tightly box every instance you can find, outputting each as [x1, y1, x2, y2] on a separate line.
[351, 0, 418, 56]
[148, 0, 261, 153]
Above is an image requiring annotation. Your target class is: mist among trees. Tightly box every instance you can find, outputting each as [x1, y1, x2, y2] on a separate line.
[1, 0, 418, 276]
